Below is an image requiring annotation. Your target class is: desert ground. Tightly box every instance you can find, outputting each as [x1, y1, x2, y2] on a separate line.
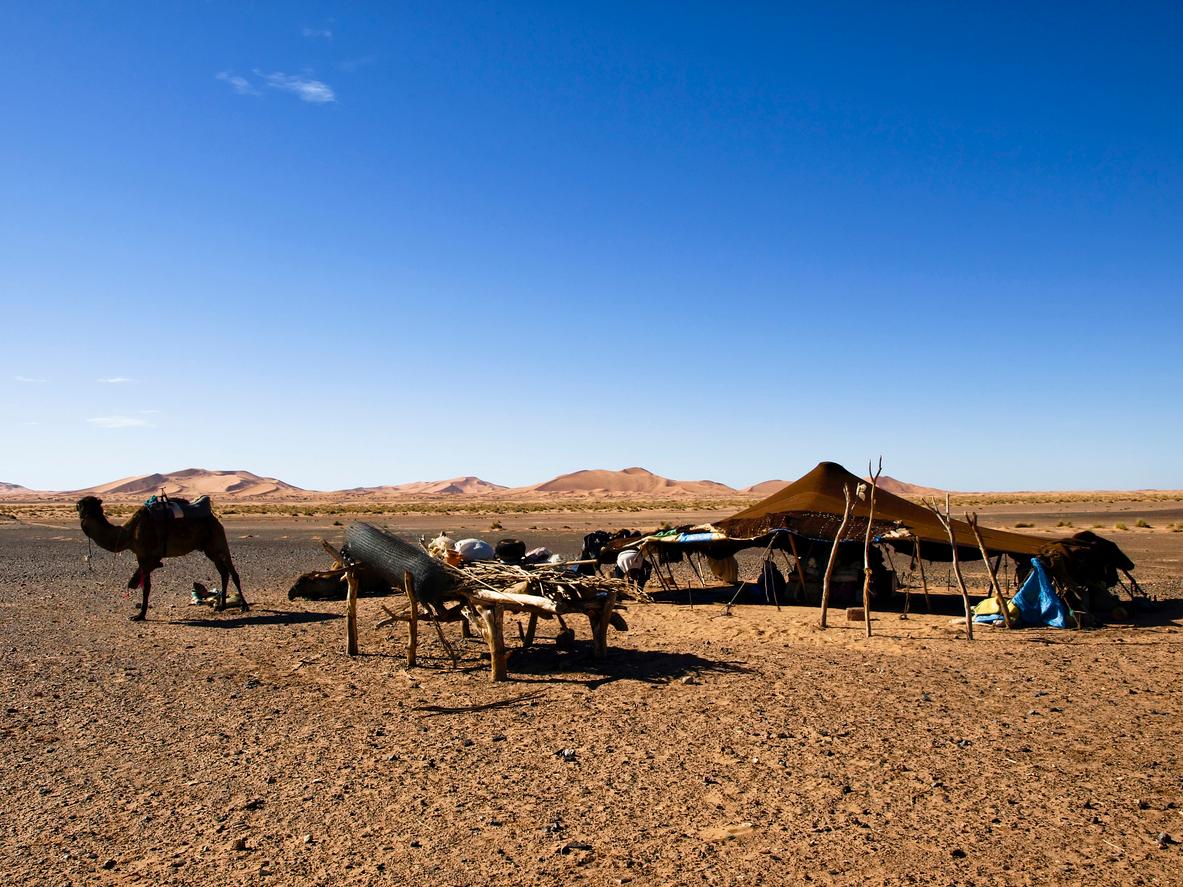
[1, 501, 1181, 886]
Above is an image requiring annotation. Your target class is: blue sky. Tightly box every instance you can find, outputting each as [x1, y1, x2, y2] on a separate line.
[2, 2, 1180, 492]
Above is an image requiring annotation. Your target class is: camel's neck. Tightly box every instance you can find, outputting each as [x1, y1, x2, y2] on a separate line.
[80, 511, 129, 553]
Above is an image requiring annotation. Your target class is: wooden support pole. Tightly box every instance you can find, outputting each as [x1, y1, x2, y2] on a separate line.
[591, 590, 617, 659]
[924, 494, 973, 640]
[475, 604, 508, 682]
[518, 612, 539, 648]
[913, 536, 932, 612]
[345, 567, 359, 657]
[862, 457, 883, 639]
[820, 484, 855, 629]
[403, 570, 419, 666]
[965, 514, 1012, 628]
[787, 534, 809, 604]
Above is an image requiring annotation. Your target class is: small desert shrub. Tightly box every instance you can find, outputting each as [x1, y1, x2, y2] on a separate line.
[1014, 522, 1035, 528]
[332, 519, 343, 526]
[1056, 520, 1073, 527]
[489, 520, 503, 530]
[1134, 518, 1151, 528]
[1115, 522, 1128, 531]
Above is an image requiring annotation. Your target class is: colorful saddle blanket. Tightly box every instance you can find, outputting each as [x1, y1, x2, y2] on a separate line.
[143, 495, 213, 520]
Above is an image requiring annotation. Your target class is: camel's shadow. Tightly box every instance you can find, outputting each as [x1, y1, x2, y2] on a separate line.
[171, 608, 341, 629]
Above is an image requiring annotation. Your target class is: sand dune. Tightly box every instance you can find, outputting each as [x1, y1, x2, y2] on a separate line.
[744, 479, 789, 496]
[5, 466, 1179, 505]
[518, 467, 737, 497]
[75, 469, 305, 500]
[872, 475, 949, 497]
[342, 476, 508, 496]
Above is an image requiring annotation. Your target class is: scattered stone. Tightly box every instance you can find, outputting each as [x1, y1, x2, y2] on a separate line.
[492, 734, 507, 742]
[560, 841, 593, 854]
[556, 748, 577, 763]
[102, 859, 116, 870]
[951, 848, 967, 859]
[242, 798, 264, 811]
[461, 738, 474, 747]
[302, 834, 313, 845]
[1137, 799, 1150, 810]
[1157, 833, 1176, 849]
[230, 837, 248, 852]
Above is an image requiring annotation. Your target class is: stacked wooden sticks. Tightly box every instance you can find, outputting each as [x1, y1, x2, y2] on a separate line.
[333, 542, 634, 682]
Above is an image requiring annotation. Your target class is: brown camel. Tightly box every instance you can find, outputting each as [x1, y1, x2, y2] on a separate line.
[76, 495, 247, 620]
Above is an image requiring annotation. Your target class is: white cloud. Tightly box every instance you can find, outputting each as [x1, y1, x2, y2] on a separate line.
[216, 71, 261, 96]
[14, 375, 47, 383]
[261, 71, 336, 104]
[97, 376, 135, 384]
[302, 27, 333, 39]
[87, 416, 153, 429]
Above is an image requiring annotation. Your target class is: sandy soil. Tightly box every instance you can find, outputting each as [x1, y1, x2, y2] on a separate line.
[1, 506, 1180, 886]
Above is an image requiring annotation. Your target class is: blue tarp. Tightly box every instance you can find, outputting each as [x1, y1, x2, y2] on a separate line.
[1014, 558, 1073, 628]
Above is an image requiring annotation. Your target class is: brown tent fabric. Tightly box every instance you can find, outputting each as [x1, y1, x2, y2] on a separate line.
[719, 461, 1047, 562]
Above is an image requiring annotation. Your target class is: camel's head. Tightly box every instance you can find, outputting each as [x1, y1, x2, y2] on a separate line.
[76, 496, 104, 520]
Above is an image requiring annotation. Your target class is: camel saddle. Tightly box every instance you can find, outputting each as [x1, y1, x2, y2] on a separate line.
[143, 494, 213, 521]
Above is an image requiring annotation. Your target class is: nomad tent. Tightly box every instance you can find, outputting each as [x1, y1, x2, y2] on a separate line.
[718, 461, 1046, 562]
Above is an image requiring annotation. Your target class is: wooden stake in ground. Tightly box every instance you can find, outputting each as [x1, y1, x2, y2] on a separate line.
[924, 494, 974, 640]
[912, 536, 932, 611]
[787, 534, 809, 604]
[473, 604, 508, 682]
[345, 567, 359, 657]
[820, 484, 855, 629]
[591, 589, 618, 659]
[965, 513, 1012, 628]
[403, 570, 419, 666]
[862, 457, 883, 639]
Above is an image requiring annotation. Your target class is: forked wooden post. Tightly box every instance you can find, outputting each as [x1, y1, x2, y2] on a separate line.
[474, 604, 508, 682]
[345, 567, 359, 657]
[403, 570, 419, 666]
[966, 513, 1012, 628]
[924, 494, 974, 640]
[517, 612, 539, 648]
[820, 484, 855, 629]
[862, 457, 883, 639]
[591, 590, 618, 659]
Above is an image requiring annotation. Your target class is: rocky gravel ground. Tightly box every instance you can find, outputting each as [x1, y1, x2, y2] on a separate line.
[1, 511, 1180, 886]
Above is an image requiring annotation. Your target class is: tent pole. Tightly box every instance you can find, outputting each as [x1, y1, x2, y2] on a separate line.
[787, 534, 809, 605]
[862, 457, 883, 639]
[966, 513, 1012, 629]
[913, 536, 932, 612]
[923, 494, 974, 641]
[820, 485, 855, 629]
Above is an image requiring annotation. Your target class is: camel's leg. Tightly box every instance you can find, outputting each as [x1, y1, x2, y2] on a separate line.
[213, 559, 229, 612]
[131, 566, 151, 621]
[229, 561, 247, 610]
[208, 550, 247, 612]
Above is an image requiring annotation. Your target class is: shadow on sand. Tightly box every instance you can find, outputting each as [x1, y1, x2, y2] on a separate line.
[172, 608, 342, 629]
